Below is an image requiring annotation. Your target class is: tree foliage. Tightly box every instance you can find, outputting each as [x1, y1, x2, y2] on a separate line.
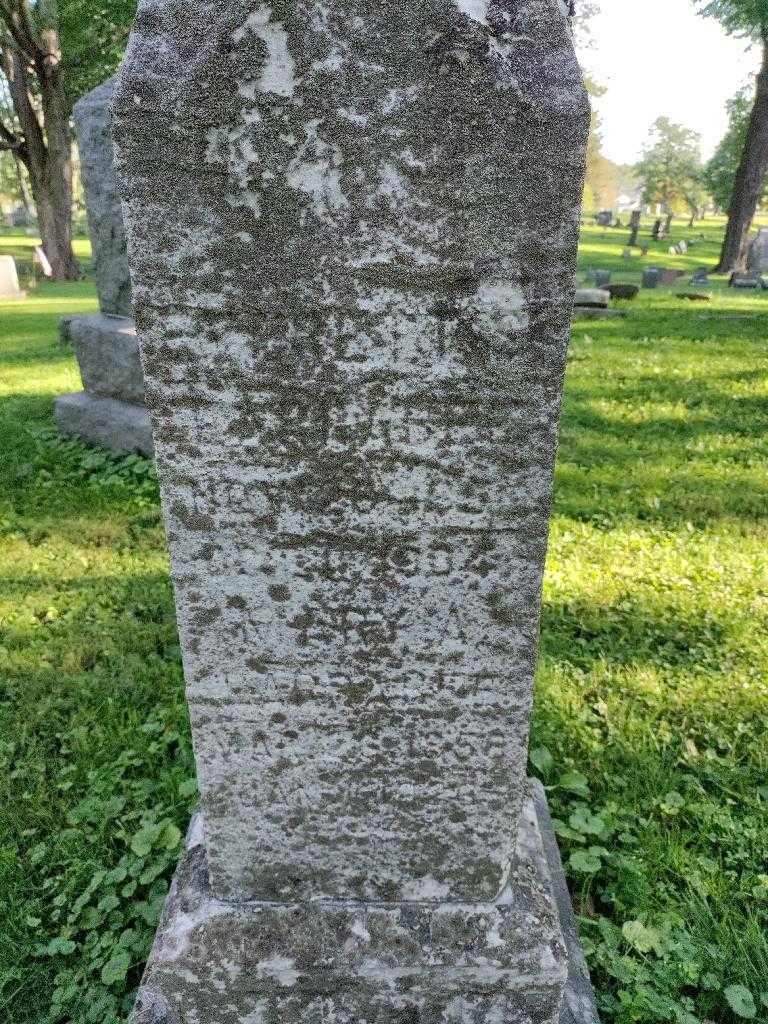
[58, 0, 136, 104]
[635, 117, 703, 213]
[695, 0, 768, 270]
[694, 0, 768, 39]
[705, 83, 768, 209]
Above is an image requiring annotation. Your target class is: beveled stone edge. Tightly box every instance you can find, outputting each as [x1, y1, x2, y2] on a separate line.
[530, 779, 600, 1024]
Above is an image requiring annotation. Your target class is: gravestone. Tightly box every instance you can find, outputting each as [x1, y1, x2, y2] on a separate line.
[691, 267, 709, 285]
[747, 228, 768, 273]
[591, 269, 612, 287]
[642, 267, 661, 288]
[0, 255, 24, 300]
[54, 76, 152, 456]
[114, 2, 597, 1021]
[607, 283, 639, 300]
[595, 210, 612, 226]
[575, 287, 610, 308]
[729, 271, 762, 289]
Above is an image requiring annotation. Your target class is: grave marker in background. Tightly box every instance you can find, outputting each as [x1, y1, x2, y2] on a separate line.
[0, 254, 24, 300]
[748, 228, 768, 273]
[55, 76, 152, 456]
[114, 1, 597, 1020]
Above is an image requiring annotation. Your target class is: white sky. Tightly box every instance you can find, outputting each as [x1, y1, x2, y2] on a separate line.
[577, 0, 760, 165]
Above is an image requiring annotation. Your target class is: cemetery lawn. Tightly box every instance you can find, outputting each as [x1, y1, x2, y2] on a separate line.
[0, 221, 767, 1023]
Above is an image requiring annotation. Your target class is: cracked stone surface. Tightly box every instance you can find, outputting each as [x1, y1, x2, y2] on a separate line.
[114, 0, 589, 909]
[75, 76, 133, 316]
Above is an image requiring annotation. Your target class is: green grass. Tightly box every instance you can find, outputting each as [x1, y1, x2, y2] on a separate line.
[0, 231, 93, 286]
[1, 224, 767, 1022]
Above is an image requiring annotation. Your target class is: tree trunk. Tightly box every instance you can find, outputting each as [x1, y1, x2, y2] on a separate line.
[716, 39, 768, 274]
[36, 27, 79, 279]
[0, 13, 79, 280]
[628, 210, 641, 246]
[13, 153, 33, 214]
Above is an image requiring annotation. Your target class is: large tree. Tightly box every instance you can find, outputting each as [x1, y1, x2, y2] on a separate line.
[635, 117, 703, 216]
[705, 86, 758, 210]
[0, 0, 136, 281]
[0, 0, 79, 279]
[695, 0, 768, 272]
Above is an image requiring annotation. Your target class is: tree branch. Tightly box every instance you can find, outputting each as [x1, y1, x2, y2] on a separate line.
[0, 40, 45, 172]
[0, 1, 43, 63]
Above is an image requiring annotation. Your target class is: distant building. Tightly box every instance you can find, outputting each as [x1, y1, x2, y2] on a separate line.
[616, 191, 644, 214]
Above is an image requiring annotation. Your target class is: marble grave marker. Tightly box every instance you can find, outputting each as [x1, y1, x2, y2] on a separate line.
[114, 1, 596, 1020]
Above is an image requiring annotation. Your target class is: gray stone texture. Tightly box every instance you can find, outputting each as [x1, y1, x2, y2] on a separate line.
[74, 76, 133, 317]
[747, 228, 768, 273]
[54, 392, 154, 456]
[115, 0, 592, 1017]
[57, 79, 147, 457]
[114, 0, 589, 905]
[68, 313, 145, 404]
[132, 785, 591, 1024]
[0, 254, 23, 299]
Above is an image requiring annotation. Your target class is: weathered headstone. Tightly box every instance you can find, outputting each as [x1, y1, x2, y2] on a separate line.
[747, 228, 768, 273]
[642, 267, 661, 288]
[54, 76, 152, 456]
[0, 254, 24, 300]
[607, 283, 639, 300]
[114, 2, 597, 1021]
[76, 77, 132, 317]
[595, 210, 612, 226]
[591, 269, 612, 287]
[575, 287, 610, 308]
[730, 271, 762, 289]
[691, 267, 709, 285]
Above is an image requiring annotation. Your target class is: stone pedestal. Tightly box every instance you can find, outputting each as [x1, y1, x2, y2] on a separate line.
[141, 781, 597, 1024]
[55, 314, 152, 455]
[132, 782, 597, 1024]
[56, 77, 151, 455]
[113, 0, 595, 1019]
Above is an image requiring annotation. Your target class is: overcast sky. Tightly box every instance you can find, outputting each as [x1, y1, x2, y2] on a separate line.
[576, 0, 759, 165]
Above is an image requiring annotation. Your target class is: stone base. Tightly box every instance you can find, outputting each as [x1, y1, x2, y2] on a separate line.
[130, 782, 598, 1024]
[54, 392, 154, 456]
[66, 313, 144, 405]
[572, 307, 626, 320]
